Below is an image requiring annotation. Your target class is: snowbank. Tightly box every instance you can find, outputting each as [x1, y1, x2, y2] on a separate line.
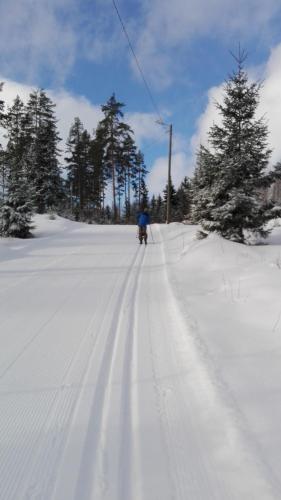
[160, 222, 281, 485]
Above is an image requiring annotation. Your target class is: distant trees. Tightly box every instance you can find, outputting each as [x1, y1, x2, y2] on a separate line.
[64, 94, 149, 223]
[2, 50, 281, 241]
[0, 88, 63, 237]
[191, 51, 281, 242]
[148, 177, 192, 224]
[175, 176, 192, 220]
[0, 88, 150, 236]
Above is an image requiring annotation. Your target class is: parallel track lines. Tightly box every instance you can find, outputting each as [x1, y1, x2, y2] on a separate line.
[117, 246, 146, 500]
[72, 245, 145, 499]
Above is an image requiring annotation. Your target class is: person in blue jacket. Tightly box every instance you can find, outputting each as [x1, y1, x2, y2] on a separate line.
[137, 208, 150, 245]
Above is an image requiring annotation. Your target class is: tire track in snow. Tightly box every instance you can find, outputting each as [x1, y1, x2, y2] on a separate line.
[0, 251, 97, 380]
[150, 226, 230, 499]
[70, 245, 144, 499]
[0, 245, 92, 360]
[0, 251, 72, 304]
[18, 287, 117, 500]
[0, 246, 135, 500]
[0, 223, 82, 308]
[116, 245, 146, 500]
[0, 242, 93, 337]
[145, 293, 178, 500]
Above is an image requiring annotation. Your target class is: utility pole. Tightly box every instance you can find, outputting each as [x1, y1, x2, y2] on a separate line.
[166, 123, 173, 224]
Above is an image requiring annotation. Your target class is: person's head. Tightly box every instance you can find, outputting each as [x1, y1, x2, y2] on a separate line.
[143, 207, 149, 214]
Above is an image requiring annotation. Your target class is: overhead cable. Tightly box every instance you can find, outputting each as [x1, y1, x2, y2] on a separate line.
[111, 0, 162, 122]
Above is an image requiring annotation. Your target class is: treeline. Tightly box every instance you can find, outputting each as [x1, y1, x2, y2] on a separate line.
[1, 50, 281, 243]
[64, 95, 148, 224]
[0, 90, 150, 237]
[0, 87, 62, 237]
[148, 177, 192, 223]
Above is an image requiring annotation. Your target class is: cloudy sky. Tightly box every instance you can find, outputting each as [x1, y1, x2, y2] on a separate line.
[1, 0, 281, 195]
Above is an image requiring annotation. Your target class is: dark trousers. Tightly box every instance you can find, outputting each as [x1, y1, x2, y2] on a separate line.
[138, 225, 147, 244]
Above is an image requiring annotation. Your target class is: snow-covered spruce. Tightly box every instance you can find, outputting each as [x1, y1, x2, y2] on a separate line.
[0, 191, 33, 238]
[191, 51, 281, 243]
[25, 90, 62, 214]
[0, 95, 34, 238]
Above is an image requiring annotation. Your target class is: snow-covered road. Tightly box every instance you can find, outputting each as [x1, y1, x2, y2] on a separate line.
[0, 216, 280, 499]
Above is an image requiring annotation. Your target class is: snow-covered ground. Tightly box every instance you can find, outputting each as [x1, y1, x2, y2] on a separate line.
[1, 215, 281, 499]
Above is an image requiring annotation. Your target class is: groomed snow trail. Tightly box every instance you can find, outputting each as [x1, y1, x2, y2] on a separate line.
[0, 220, 278, 499]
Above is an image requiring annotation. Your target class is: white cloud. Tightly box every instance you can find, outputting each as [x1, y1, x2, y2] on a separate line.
[126, 112, 166, 146]
[49, 91, 103, 145]
[147, 152, 192, 195]
[0, 79, 32, 107]
[136, 0, 281, 88]
[0, 76, 174, 181]
[0, 0, 122, 85]
[190, 42, 281, 167]
[0, 0, 78, 84]
[0, 77, 103, 147]
[190, 84, 223, 155]
[0, 0, 280, 91]
[258, 43, 281, 164]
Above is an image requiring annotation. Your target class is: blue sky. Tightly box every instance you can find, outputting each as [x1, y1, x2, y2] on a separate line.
[1, 0, 281, 195]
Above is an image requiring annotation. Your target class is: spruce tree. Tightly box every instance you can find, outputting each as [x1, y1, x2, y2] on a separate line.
[0, 96, 34, 238]
[176, 176, 192, 221]
[0, 84, 5, 203]
[155, 194, 165, 222]
[0, 82, 4, 123]
[192, 51, 281, 242]
[191, 145, 217, 225]
[163, 181, 178, 221]
[149, 194, 157, 220]
[0, 145, 6, 203]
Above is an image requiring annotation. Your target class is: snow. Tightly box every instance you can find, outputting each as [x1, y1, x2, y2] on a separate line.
[1, 215, 281, 499]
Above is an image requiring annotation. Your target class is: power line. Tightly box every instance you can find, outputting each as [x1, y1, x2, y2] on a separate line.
[111, 0, 162, 122]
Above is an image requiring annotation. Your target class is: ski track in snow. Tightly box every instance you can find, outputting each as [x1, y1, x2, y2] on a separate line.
[0, 220, 280, 499]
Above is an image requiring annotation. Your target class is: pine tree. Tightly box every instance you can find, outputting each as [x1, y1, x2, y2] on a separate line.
[139, 178, 149, 209]
[65, 118, 92, 219]
[192, 50, 281, 242]
[90, 123, 107, 220]
[119, 133, 137, 221]
[25, 89, 62, 214]
[132, 150, 149, 211]
[100, 94, 132, 222]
